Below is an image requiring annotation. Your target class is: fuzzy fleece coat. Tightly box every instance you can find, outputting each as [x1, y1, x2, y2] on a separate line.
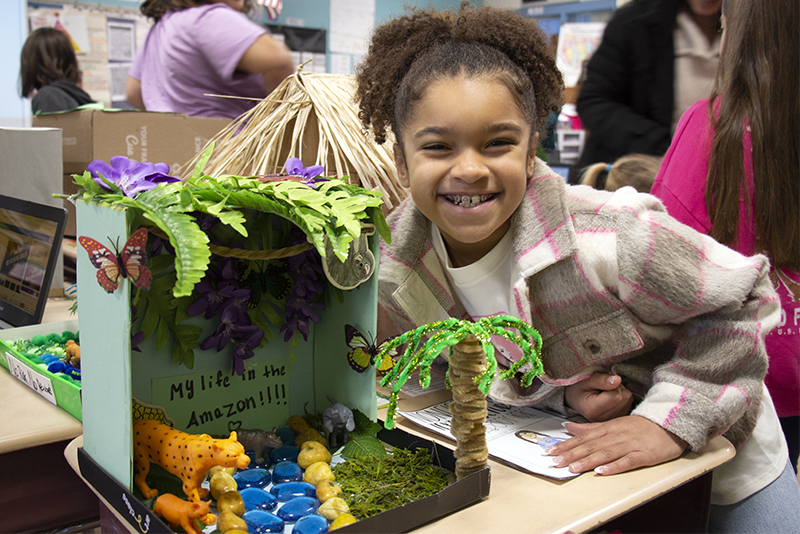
[378, 159, 780, 453]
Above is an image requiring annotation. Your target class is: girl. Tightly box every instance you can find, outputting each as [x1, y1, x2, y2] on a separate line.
[126, 0, 294, 119]
[357, 4, 799, 532]
[20, 27, 95, 114]
[651, 0, 800, 482]
[579, 153, 662, 194]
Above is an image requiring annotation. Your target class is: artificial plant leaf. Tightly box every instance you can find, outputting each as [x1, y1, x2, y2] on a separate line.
[193, 141, 215, 181]
[339, 436, 387, 460]
[349, 408, 383, 438]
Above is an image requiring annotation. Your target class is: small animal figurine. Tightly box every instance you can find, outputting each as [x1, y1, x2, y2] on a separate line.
[153, 493, 215, 534]
[64, 339, 80, 368]
[133, 419, 250, 502]
[322, 396, 355, 449]
[236, 428, 283, 464]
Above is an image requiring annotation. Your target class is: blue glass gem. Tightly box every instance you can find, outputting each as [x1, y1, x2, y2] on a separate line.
[276, 497, 319, 523]
[247, 450, 272, 469]
[269, 481, 316, 501]
[270, 445, 300, 464]
[292, 514, 329, 534]
[239, 487, 278, 512]
[243, 510, 285, 534]
[275, 427, 294, 445]
[234, 468, 271, 490]
[272, 461, 303, 484]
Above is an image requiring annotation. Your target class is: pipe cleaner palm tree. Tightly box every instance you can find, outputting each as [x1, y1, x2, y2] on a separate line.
[377, 315, 543, 479]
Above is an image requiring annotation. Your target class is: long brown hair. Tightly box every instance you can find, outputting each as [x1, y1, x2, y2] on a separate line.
[20, 27, 81, 97]
[141, 0, 257, 22]
[706, 0, 799, 269]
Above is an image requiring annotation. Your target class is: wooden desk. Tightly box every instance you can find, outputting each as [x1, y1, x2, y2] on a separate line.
[377, 389, 735, 534]
[0, 297, 96, 533]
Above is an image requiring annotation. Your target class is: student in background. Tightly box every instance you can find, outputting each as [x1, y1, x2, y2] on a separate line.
[579, 154, 662, 193]
[576, 0, 721, 170]
[20, 27, 96, 114]
[126, 0, 295, 120]
[358, 5, 798, 532]
[651, 0, 800, 483]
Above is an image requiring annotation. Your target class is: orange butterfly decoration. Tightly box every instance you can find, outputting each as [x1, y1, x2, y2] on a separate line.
[78, 228, 152, 293]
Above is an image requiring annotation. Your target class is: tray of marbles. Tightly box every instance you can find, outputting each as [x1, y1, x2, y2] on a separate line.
[78, 408, 489, 534]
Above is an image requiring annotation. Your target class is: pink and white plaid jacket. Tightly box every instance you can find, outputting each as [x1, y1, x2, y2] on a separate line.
[378, 160, 780, 452]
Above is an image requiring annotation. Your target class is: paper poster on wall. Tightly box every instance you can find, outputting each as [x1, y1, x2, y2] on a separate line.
[556, 22, 605, 88]
[330, 53, 351, 75]
[151, 357, 292, 436]
[107, 19, 136, 62]
[29, 11, 91, 54]
[329, 0, 374, 55]
[108, 62, 131, 101]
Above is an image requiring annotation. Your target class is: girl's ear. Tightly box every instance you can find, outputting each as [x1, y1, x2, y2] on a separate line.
[394, 143, 410, 187]
[527, 132, 540, 179]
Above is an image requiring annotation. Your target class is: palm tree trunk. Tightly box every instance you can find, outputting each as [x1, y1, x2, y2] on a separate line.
[448, 334, 489, 479]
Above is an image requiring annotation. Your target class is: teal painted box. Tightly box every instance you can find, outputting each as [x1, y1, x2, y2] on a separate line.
[73, 171, 387, 489]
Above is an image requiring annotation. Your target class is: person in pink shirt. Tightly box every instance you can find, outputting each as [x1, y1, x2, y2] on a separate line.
[651, 0, 799, 477]
[126, 0, 294, 119]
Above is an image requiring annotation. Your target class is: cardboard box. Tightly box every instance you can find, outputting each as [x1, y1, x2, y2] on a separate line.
[76, 427, 490, 534]
[0, 319, 82, 420]
[33, 110, 230, 236]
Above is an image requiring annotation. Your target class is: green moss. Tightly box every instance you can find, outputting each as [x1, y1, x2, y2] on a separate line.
[332, 447, 450, 520]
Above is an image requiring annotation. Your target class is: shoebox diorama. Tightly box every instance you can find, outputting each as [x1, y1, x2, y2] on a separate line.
[70, 154, 490, 534]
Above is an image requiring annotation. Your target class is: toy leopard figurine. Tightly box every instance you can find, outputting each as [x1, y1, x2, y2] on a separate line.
[133, 419, 250, 502]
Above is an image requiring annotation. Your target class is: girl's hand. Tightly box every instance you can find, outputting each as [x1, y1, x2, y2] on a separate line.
[544, 415, 688, 475]
[564, 373, 634, 422]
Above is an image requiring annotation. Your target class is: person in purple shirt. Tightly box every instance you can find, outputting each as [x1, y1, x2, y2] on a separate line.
[126, 0, 295, 119]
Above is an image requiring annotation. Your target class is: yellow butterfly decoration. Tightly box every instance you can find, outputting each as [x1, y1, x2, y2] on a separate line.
[344, 324, 398, 377]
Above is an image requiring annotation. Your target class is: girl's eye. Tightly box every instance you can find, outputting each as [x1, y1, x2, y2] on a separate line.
[422, 143, 449, 151]
[487, 139, 514, 149]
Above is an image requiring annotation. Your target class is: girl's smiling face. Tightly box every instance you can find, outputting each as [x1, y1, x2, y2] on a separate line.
[395, 75, 537, 267]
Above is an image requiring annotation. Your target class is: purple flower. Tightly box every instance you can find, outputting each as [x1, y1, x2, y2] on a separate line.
[284, 157, 329, 189]
[279, 248, 326, 342]
[284, 157, 324, 179]
[88, 156, 179, 197]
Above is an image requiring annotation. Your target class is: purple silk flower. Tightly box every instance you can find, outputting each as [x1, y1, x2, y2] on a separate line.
[88, 156, 179, 197]
[284, 157, 328, 188]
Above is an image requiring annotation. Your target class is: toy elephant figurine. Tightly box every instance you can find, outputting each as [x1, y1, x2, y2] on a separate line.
[322, 397, 355, 449]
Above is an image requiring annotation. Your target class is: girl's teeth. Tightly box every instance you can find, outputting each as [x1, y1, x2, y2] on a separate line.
[447, 194, 493, 207]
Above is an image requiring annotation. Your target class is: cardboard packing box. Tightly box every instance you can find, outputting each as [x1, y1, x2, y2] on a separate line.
[32, 110, 230, 236]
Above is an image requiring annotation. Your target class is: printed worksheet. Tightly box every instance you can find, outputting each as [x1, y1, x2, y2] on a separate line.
[399, 398, 580, 480]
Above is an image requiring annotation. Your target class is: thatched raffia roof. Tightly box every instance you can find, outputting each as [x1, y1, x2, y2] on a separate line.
[180, 67, 408, 210]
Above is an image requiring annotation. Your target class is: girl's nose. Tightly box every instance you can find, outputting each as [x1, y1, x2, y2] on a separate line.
[451, 149, 488, 183]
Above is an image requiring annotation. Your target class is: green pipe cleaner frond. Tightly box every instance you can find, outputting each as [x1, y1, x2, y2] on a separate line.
[378, 315, 544, 428]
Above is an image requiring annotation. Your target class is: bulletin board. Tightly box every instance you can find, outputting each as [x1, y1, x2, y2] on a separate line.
[27, 1, 151, 108]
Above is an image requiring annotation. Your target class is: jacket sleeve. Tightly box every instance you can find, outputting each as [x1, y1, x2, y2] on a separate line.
[576, 14, 672, 158]
[614, 196, 779, 451]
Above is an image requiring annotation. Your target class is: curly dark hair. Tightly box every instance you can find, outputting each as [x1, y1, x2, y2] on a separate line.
[140, 0, 257, 22]
[355, 2, 564, 145]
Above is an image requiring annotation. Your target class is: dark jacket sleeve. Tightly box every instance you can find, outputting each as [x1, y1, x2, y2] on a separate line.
[576, 3, 674, 166]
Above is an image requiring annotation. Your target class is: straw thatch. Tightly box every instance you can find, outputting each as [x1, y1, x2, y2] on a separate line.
[180, 65, 408, 210]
